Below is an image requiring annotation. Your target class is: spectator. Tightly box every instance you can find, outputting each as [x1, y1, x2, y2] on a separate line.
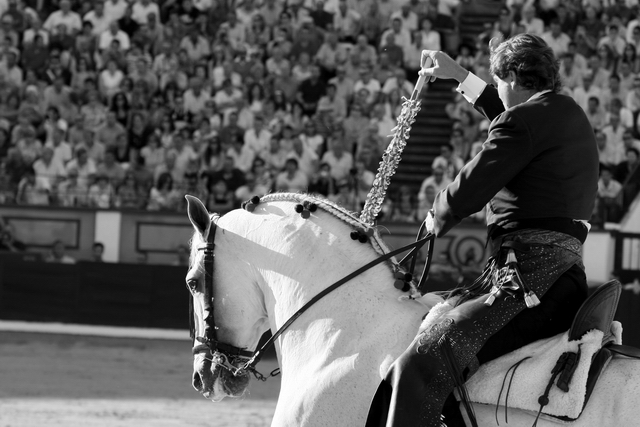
[598, 24, 626, 58]
[99, 60, 125, 100]
[601, 112, 626, 164]
[15, 126, 42, 164]
[541, 19, 572, 58]
[596, 167, 623, 223]
[350, 157, 375, 205]
[371, 103, 395, 144]
[299, 120, 325, 156]
[309, 161, 337, 197]
[205, 177, 234, 212]
[131, 0, 161, 26]
[0, 49, 21, 88]
[432, 143, 464, 181]
[417, 184, 437, 219]
[418, 166, 451, 201]
[559, 53, 584, 93]
[23, 18, 49, 46]
[105, 0, 128, 22]
[243, 114, 271, 159]
[183, 76, 211, 117]
[43, 0, 82, 35]
[214, 80, 244, 122]
[615, 147, 640, 183]
[315, 31, 348, 79]
[84, 0, 111, 36]
[586, 52, 611, 86]
[288, 136, 318, 180]
[519, 5, 544, 35]
[0, 223, 26, 252]
[586, 96, 607, 130]
[44, 239, 76, 264]
[115, 171, 146, 209]
[382, 67, 414, 100]
[87, 172, 115, 208]
[622, 130, 640, 153]
[0, 92, 20, 128]
[21, 34, 49, 74]
[380, 17, 411, 55]
[601, 74, 625, 111]
[275, 157, 308, 192]
[81, 90, 108, 131]
[572, 71, 602, 111]
[89, 242, 105, 262]
[180, 26, 211, 62]
[16, 167, 50, 205]
[130, 57, 158, 95]
[333, 0, 361, 42]
[96, 148, 126, 187]
[96, 110, 127, 147]
[56, 167, 89, 207]
[99, 20, 131, 52]
[205, 155, 245, 192]
[355, 121, 384, 170]
[390, 184, 418, 222]
[33, 146, 66, 190]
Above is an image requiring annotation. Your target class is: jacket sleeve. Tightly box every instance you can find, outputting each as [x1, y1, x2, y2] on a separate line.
[473, 85, 506, 122]
[432, 108, 534, 237]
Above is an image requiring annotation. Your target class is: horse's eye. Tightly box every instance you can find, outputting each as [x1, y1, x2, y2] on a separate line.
[187, 279, 198, 291]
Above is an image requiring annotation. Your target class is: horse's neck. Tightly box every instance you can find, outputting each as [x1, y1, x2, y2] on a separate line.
[263, 243, 427, 426]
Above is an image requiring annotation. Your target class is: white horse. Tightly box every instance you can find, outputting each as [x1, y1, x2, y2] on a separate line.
[185, 193, 640, 427]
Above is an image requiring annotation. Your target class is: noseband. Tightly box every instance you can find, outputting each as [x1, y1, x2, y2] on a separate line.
[191, 215, 435, 381]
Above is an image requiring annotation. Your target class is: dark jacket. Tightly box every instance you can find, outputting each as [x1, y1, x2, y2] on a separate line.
[433, 85, 599, 238]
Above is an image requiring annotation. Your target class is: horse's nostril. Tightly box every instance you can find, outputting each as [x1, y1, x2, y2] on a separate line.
[192, 371, 203, 391]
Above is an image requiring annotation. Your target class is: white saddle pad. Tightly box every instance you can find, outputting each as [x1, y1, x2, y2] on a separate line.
[421, 302, 623, 419]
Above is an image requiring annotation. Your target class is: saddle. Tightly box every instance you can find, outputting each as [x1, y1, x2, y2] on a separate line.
[464, 279, 640, 421]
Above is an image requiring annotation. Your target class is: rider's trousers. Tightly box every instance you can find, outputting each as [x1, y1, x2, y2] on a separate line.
[366, 229, 585, 427]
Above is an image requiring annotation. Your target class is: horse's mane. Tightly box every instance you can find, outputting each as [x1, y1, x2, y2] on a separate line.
[256, 192, 388, 255]
[188, 192, 389, 268]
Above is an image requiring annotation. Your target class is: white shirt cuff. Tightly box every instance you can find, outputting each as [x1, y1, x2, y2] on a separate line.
[456, 72, 488, 105]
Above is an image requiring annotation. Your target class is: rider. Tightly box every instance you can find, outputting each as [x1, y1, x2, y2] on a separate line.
[367, 34, 599, 426]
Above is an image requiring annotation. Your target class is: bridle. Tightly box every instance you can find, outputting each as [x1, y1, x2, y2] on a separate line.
[190, 214, 435, 381]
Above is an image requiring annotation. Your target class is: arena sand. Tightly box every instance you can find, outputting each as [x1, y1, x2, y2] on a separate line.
[0, 331, 279, 427]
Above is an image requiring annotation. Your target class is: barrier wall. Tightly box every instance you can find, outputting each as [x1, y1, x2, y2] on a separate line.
[0, 258, 189, 329]
[0, 206, 638, 346]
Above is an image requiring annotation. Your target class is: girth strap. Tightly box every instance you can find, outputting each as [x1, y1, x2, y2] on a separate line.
[607, 343, 640, 359]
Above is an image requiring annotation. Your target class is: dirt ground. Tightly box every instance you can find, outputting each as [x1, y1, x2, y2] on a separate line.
[0, 332, 280, 427]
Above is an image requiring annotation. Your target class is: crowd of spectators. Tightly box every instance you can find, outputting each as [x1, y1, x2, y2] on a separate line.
[0, 0, 463, 219]
[414, 2, 640, 227]
[2, 0, 639, 226]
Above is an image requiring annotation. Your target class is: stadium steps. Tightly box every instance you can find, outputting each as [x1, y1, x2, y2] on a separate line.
[384, 0, 502, 195]
[458, 0, 505, 48]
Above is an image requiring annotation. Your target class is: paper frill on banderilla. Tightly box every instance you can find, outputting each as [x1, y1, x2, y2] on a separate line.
[359, 96, 423, 226]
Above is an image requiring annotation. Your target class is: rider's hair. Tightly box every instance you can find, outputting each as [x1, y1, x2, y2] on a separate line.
[490, 34, 562, 93]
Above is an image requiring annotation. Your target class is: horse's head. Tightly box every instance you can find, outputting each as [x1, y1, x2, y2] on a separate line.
[185, 195, 268, 401]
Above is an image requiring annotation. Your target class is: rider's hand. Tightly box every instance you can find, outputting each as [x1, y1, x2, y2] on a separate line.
[419, 50, 470, 84]
[425, 209, 435, 235]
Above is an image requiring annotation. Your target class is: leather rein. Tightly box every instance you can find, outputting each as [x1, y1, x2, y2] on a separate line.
[190, 216, 435, 381]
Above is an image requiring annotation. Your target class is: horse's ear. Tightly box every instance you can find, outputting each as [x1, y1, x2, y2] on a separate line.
[186, 195, 211, 238]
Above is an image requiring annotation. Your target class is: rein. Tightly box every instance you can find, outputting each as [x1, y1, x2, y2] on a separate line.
[191, 216, 435, 381]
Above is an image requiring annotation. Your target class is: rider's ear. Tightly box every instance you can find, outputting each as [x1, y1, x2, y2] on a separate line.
[186, 195, 212, 239]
